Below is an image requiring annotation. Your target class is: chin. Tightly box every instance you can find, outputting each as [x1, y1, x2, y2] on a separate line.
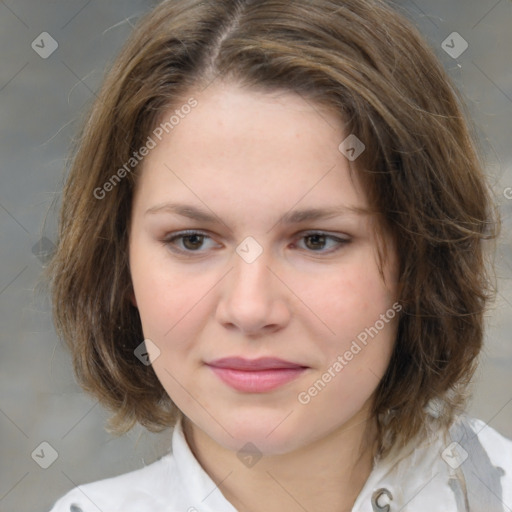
[197, 408, 315, 456]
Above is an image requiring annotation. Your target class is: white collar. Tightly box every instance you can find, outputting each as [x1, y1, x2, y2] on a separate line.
[171, 415, 238, 511]
[51, 414, 510, 511]
[170, 416, 452, 511]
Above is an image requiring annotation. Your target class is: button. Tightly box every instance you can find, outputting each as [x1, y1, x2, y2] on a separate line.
[371, 488, 393, 512]
[70, 505, 83, 512]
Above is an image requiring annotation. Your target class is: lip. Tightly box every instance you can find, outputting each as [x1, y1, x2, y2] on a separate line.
[207, 357, 306, 371]
[206, 357, 308, 393]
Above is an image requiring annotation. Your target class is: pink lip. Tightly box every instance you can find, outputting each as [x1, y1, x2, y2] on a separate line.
[206, 357, 308, 393]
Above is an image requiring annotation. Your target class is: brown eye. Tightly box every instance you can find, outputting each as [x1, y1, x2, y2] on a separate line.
[181, 234, 205, 250]
[304, 234, 328, 251]
[163, 231, 219, 254]
[295, 232, 350, 254]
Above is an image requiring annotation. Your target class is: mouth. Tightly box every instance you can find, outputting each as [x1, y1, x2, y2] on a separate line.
[205, 357, 309, 393]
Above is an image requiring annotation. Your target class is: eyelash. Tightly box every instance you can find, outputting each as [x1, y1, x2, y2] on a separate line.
[161, 230, 351, 256]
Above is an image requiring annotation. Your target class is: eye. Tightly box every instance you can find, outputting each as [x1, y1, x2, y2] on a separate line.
[294, 232, 350, 253]
[162, 230, 219, 253]
[161, 230, 350, 256]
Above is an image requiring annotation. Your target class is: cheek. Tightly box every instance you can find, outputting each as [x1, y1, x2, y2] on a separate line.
[299, 265, 398, 419]
[309, 260, 395, 336]
[134, 276, 205, 342]
[129, 239, 201, 333]
[304, 253, 398, 386]
[130, 256, 220, 371]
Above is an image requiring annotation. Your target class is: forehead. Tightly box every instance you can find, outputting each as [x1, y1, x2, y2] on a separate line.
[134, 81, 369, 218]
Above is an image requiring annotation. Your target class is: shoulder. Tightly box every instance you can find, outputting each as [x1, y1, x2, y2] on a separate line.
[353, 414, 512, 512]
[464, 416, 512, 465]
[48, 417, 236, 512]
[449, 415, 512, 472]
[446, 415, 512, 510]
[48, 453, 179, 512]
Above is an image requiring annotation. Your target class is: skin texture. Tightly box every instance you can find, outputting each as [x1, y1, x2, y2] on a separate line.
[129, 80, 400, 512]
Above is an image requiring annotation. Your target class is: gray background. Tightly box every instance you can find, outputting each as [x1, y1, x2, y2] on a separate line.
[0, 1, 511, 511]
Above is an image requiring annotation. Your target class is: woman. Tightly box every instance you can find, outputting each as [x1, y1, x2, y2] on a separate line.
[48, 0, 512, 510]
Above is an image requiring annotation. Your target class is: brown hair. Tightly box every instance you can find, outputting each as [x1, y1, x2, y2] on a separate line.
[47, 0, 499, 458]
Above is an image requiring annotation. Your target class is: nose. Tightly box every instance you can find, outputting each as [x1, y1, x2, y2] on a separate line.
[215, 248, 291, 336]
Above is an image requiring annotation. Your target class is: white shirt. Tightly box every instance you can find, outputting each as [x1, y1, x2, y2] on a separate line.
[49, 414, 512, 512]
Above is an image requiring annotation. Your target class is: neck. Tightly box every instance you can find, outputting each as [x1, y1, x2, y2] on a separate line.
[183, 409, 378, 512]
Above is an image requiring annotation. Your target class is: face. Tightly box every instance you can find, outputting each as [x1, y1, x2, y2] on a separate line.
[129, 81, 399, 455]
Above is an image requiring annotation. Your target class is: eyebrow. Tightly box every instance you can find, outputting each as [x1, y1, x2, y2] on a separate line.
[145, 202, 369, 226]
